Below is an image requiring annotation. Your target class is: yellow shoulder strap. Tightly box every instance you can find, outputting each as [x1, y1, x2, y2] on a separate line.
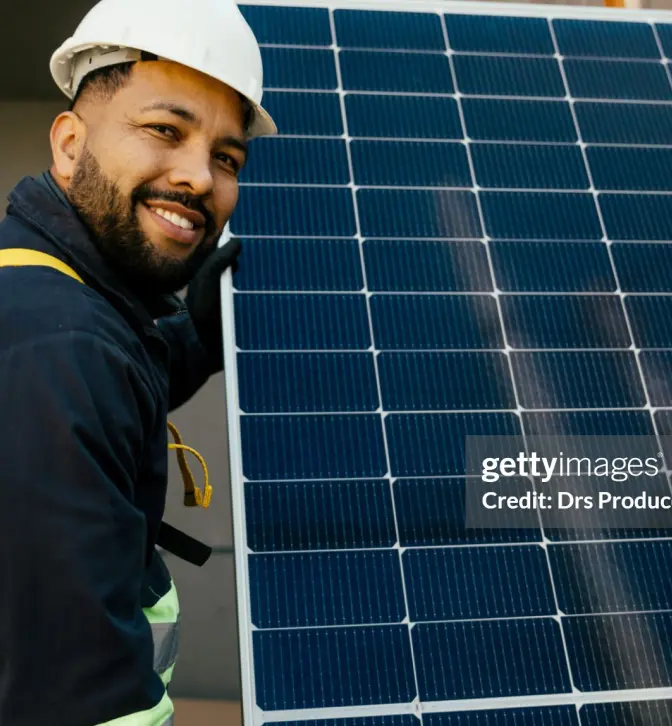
[0, 248, 85, 284]
[0, 248, 211, 509]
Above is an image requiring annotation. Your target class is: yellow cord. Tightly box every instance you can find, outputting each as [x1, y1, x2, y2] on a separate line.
[167, 421, 212, 509]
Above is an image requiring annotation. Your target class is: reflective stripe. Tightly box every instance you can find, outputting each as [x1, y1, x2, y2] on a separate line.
[143, 579, 180, 681]
[94, 580, 178, 725]
[95, 581, 179, 724]
[151, 615, 181, 675]
[98, 689, 174, 726]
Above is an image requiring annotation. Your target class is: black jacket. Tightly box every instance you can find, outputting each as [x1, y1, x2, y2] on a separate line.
[0, 175, 213, 725]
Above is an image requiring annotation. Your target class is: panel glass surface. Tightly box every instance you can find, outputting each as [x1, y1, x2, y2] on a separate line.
[228, 4, 672, 725]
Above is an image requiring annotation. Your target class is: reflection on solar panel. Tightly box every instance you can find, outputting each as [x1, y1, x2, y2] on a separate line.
[222, 2, 672, 724]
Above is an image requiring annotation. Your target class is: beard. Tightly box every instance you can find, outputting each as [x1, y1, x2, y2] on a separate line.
[67, 145, 220, 295]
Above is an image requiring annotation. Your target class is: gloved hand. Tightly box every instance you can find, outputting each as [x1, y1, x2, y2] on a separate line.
[185, 237, 242, 373]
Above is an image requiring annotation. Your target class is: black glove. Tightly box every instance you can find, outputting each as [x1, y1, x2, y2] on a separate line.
[185, 237, 242, 373]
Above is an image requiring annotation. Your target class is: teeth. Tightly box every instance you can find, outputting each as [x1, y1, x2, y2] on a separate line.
[152, 206, 195, 230]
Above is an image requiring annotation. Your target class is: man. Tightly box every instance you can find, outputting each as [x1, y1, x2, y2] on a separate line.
[0, 1, 275, 724]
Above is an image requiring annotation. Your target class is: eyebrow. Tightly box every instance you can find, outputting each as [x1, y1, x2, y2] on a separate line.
[138, 101, 248, 155]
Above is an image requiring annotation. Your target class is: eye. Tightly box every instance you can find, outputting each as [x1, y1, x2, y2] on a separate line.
[148, 124, 178, 140]
[216, 152, 241, 173]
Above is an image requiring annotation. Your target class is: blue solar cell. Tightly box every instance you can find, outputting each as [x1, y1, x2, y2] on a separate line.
[581, 700, 672, 726]
[249, 550, 405, 627]
[261, 91, 343, 136]
[523, 410, 655, 436]
[334, 9, 445, 50]
[656, 409, 672, 436]
[394, 478, 541, 546]
[271, 719, 417, 726]
[601, 194, 672, 241]
[351, 140, 471, 187]
[491, 241, 616, 292]
[501, 295, 630, 349]
[453, 55, 565, 98]
[340, 50, 453, 93]
[358, 189, 481, 238]
[240, 5, 331, 45]
[385, 412, 521, 477]
[241, 138, 349, 184]
[481, 192, 602, 240]
[657, 23, 672, 57]
[564, 59, 672, 100]
[640, 351, 672, 406]
[512, 352, 645, 408]
[235, 239, 363, 292]
[245, 480, 396, 552]
[627, 296, 672, 347]
[345, 94, 463, 139]
[364, 240, 492, 292]
[656, 411, 672, 471]
[463, 99, 577, 142]
[370, 295, 502, 350]
[613, 243, 672, 293]
[588, 147, 672, 192]
[404, 545, 556, 620]
[549, 541, 672, 615]
[576, 101, 672, 145]
[564, 613, 672, 691]
[445, 14, 555, 55]
[235, 294, 370, 350]
[472, 144, 589, 190]
[413, 618, 571, 700]
[553, 19, 661, 59]
[241, 414, 387, 480]
[261, 48, 337, 89]
[378, 352, 516, 410]
[425, 707, 579, 726]
[231, 187, 355, 237]
[237, 353, 378, 413]
[253, 626, 416, 709]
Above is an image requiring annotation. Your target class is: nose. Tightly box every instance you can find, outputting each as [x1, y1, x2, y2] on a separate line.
[166, 143, 215, 198]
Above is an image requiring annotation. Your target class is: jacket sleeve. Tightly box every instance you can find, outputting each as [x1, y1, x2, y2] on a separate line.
[156, 310, 215, 411]
[0, 330, 172, 726]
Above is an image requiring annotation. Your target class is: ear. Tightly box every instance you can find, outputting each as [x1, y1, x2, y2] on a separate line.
[50, 111, 86, 182]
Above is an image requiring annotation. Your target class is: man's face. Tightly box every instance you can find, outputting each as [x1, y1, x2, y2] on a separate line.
[64, 60, 247, 294]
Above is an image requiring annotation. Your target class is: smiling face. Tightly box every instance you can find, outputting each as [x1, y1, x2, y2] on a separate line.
[49, 59, 248, 294]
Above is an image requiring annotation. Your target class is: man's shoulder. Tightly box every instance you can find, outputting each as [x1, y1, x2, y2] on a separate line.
[0, 264, 136, 353]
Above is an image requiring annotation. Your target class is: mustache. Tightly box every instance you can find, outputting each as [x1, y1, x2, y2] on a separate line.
[132, 186, 214, 232]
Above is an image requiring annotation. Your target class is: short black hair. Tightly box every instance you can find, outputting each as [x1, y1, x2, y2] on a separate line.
[68, 61, 135, 111]
[68, 60, 255, 133]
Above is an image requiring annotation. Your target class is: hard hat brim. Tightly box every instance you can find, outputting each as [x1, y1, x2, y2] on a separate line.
[50, 38, 277, 139]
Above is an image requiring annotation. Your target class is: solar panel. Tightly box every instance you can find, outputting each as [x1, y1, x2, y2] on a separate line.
[220, 2, 672, 724]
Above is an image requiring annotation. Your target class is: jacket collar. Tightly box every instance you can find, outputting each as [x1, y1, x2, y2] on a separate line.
[5, 176, 183, 334]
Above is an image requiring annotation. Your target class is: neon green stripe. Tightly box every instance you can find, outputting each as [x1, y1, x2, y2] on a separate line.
[142, 580, 179, 624]
[159, 663, 176, 687]
[98, 689, 173, 726]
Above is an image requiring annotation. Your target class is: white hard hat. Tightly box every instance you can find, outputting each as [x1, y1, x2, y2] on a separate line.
[49, 0, 277, 139]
